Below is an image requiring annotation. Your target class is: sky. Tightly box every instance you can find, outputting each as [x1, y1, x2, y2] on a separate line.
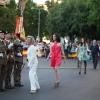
[15, 0, 47, 4]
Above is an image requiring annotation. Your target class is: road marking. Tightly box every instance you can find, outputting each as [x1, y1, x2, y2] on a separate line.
[37, 67, 100, 69]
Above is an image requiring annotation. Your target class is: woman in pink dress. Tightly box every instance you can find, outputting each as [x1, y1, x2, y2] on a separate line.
[47, 33, 66, 87]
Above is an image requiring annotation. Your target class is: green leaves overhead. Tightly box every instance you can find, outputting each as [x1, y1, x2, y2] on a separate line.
[0, 0, 47, 40]
[0, 0, 100, 41]
[46, 0, 100, 40]
[23, 0, 48, 39]
[0, 0, 17, 33]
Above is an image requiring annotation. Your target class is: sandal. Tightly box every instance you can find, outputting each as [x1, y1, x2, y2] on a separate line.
[54, 82, 60, 87]
[30, 90, 36, 94]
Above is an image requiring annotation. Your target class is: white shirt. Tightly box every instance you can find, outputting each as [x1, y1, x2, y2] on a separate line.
[35, 45, 39, 50]
[27, 45, 38, 67]
[0, 39, 3, 41]
[65, 43, 69, 49]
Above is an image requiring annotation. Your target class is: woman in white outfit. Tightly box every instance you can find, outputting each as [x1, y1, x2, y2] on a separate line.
[26, 36, 40, 94]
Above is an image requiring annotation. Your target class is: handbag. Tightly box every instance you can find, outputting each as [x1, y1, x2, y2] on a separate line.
[87, 55, 91, 60]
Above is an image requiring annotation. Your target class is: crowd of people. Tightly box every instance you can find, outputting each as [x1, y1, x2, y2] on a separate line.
[26, 34, 100, 93]
[37, 39, 100, 61]
[0, 30, 100, 94]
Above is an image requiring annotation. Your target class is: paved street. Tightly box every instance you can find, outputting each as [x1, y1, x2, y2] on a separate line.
[0, 58, 100, 100]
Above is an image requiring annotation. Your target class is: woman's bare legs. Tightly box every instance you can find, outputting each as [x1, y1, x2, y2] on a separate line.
[54, 67, 60, 87]
[54, 67, 59, 83]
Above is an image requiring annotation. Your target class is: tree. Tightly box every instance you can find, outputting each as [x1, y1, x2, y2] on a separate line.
[23, 0, 48, 40]
[0, 0, 17, 33]
[45, 0, 99, 41]
[88, 0, 100, 40]
[45, 3, 63, 38]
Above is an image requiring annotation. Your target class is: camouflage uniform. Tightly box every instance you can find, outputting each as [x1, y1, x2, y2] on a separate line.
[13, 39, 24, 87]
[0, 35, 6, 92]
[5, 39, 14, 89]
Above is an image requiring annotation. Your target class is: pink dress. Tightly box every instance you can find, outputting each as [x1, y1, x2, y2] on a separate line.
[51, 42, 62, 68]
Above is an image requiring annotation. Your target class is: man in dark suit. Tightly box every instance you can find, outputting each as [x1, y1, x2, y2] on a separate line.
[90, 40, 99, 69]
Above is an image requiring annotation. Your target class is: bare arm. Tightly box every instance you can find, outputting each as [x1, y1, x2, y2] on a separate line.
[86, 43, 91, 52]
[47, 43, 52, 60]
[77, 44, 81, 53]
[60, 43, 66, 61]
[77, 46, 79, 54]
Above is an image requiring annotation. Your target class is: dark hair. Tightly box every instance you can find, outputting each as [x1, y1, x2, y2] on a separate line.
[80, 38, 87, 46]
[53, 33, 60, 42]
[50, 36, 53, 42]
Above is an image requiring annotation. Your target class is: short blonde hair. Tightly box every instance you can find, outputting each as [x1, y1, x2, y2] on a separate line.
[26, 35, 35, 45]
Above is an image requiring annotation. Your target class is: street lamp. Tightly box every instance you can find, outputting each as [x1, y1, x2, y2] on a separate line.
[31, 7, 42, 41]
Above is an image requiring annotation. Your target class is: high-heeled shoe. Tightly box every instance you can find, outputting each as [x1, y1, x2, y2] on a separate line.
[84, 71, 86, 74]
[54, 82, 60, 87]
[79, 72, 81, 74]
[30, 90, 36, 94]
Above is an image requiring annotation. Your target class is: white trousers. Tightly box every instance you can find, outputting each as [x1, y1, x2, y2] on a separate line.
[29, 63, 40, 90]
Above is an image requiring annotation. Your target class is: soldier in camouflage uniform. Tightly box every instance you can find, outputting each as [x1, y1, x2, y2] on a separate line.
[0, 30, 6, 92]
[13, 37, 24, 87]
[5, 31, 14, 89]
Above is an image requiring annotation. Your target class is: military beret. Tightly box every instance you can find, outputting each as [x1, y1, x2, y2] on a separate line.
[5, 31, 11, 34]
[0, 30, 5, 34]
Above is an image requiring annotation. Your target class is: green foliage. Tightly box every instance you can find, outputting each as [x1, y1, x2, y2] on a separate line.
[0, 0, 17, 33]
[0, 0, 47, 40]
[0, 0, 100, 41]
[23, 0, 48, 40]
[45, 0, 100, 41]
[87, 0, 100, 39]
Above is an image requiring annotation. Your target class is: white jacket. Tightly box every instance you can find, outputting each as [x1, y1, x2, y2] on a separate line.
[27, 45, 38, 67]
